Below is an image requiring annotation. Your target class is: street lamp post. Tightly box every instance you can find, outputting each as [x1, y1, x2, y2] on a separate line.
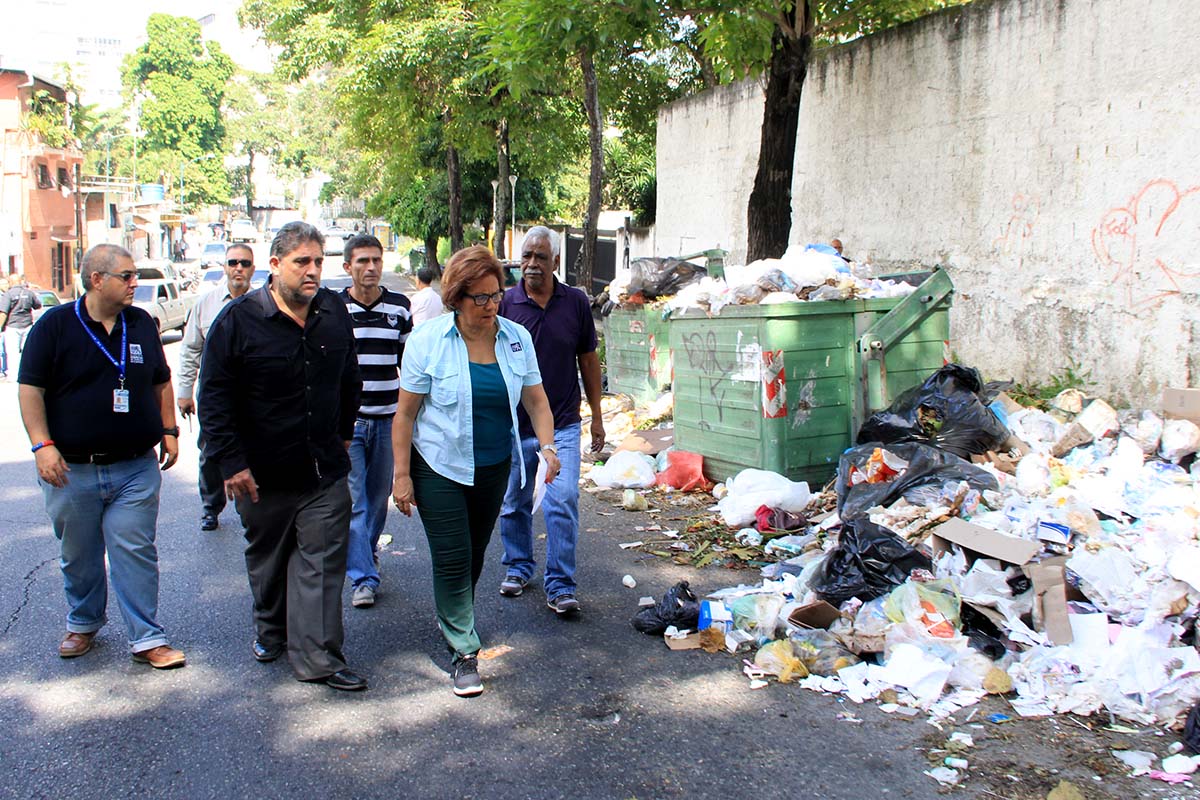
[508, 174, 517, 259]
[490, 179, 499, 253]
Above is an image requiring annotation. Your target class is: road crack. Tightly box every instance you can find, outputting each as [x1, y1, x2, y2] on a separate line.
[2, 557, 55, 636]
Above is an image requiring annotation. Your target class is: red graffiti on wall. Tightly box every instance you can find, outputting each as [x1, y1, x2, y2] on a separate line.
[993, 193, 1040, 267]
[1092, 179, 1200, 309]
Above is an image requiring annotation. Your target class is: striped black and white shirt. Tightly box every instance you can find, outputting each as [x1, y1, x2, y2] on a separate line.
[340, 287, 412, 417]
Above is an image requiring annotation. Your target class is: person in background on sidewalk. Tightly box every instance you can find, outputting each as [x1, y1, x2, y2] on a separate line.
[409, 265, 444, 328]
[0, 274, 43, 382]
[498, 226, 605, 616]
[391, 245, 560, 697]
[16, 244, 185, 669]
[340, 234, 412, 609]
[199, 222, 367, 691]
[0, 276, 11, 379]
[177, 244, 254, 532]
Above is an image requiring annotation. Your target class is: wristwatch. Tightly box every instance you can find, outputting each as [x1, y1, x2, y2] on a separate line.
[540, 444, 558, 456]
[162, 426, 180, 437]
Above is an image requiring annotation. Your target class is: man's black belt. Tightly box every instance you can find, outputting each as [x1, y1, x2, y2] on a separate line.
[59, 450, 146, 465]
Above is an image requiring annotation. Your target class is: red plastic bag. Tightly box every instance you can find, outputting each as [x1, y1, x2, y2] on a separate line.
[654, 450, 713, 492]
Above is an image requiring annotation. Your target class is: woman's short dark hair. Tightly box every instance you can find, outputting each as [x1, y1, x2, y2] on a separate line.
[441, 246, 504, 309]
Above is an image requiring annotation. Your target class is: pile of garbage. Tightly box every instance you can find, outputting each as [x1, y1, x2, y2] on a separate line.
[629, 364, 1200, 741]
[601, 244, 921, 316]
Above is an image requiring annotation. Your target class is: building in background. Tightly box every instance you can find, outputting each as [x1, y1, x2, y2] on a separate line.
[0, 69, 83, 293]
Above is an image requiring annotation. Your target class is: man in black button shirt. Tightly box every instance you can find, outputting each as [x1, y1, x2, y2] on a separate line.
[199, 221, 366, 691]
[17, 244, 186, 669]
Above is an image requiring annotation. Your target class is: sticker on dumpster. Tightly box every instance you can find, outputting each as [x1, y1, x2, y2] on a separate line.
[761, 350, 787, 418]
[629, 320, 645, 334]
[733, 339, 761, 382]
[648, 334, 658, 380]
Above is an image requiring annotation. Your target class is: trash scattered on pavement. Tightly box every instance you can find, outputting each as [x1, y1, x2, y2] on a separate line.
[622, 574, 637, 589]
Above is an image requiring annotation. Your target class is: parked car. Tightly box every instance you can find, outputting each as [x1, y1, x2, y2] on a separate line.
[28, 286, 61, 322]
[199, 268, 225, 291]
[229, 219, 258, 243]
[200, 242, 227, 267]
[133, 279, 196, 333]
[250, 269, 270, 289]
[323, 228, 350, 256]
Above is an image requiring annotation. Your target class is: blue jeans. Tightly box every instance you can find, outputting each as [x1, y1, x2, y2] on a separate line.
[500, 423, 582, 601]
[40, 451, 169, 652]
[346, 416, 393, 589]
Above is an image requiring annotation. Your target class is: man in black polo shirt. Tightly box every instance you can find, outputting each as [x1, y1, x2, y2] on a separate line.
[17, 244, 185, 669]
[199, 222, 366, 691]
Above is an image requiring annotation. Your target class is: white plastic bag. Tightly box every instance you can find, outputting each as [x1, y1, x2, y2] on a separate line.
[589, 450, 656, 489]
[1159, 418, 1200, 462]
[1122, 409, 1163, 454]
[716, 469, 811, 527]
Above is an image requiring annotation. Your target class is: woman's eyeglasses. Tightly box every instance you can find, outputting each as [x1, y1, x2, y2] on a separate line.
[466, 291, 504, 306]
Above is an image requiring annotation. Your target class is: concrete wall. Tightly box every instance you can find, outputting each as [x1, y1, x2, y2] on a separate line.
[655, 0, 1200, 405]
[655, 79, 764, 263]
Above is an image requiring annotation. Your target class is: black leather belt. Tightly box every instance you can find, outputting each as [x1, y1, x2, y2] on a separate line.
[59, 451, 145, 465]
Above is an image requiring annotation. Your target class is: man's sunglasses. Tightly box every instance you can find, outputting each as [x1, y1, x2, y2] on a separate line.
[103, 271, 137, 283]
[227, 259, 253, 268]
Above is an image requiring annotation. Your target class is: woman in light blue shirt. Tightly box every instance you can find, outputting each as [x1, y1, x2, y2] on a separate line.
[392, 245, 560, 698]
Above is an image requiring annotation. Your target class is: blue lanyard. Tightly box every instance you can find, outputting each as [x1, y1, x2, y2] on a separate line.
[74, 297, 127, 387]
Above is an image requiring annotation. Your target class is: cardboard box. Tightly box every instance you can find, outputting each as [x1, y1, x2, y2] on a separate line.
[1163, 388, 1200, 424]
[1050, 423, 1093, 458]
[663, 630, 702, 650]
[787, 601, 841, 631]
[615, 427, 675, 455]
[1026, 557, 1075, 646]
[928, 517, 1040, 566]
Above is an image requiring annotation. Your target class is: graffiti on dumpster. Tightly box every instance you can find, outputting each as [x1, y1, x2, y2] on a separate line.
[1092, 178, 1200, 310]
[681, 330, 734, 425]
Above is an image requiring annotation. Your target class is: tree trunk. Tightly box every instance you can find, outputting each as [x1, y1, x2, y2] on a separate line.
[494, 118, 510, 257]
[423, 232, 440, 272]
[245, 149, 255, 217]
[446, 141, 463, 253]
[745, 3, 812, 262]
[576, 45, 603, 295]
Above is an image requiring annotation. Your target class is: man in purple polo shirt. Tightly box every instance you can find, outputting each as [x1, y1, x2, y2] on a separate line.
[498, 226, 605, 615]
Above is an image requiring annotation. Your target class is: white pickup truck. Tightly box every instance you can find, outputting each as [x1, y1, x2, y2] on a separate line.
[134, 279, 196, 334]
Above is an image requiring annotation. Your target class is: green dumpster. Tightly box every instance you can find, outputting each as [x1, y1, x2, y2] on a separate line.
[670, 269, 953, 485]
[603, 306, 673, 406]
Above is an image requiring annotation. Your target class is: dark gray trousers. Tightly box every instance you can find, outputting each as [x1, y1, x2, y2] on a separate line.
[197, 431, 226, 516]
[236, 478, 351, 681]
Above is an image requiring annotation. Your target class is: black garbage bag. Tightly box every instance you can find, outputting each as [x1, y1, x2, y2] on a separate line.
[631, 580, 701, 635]
[961, 604, 1008, 660]
[857, 364, 1010, 458]
[628, 257, 707, 299]
[837, 441, 1000, 520]
[1186, 701, 1200, 754]
[811, 519, 932, 606]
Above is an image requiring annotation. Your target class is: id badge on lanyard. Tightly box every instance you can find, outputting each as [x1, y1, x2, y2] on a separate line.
[75, 299, 130, 412]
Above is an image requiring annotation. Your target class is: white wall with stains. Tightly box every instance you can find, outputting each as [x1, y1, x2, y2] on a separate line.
[654, 0, 1200, 405]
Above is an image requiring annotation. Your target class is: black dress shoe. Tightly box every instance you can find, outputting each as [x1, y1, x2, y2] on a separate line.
[323, 669, 368, 691]
[200, 513, 219, 531]
[252, 640, 284, 662]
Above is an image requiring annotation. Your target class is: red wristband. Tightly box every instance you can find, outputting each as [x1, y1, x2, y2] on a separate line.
[31, 440, 54, 453]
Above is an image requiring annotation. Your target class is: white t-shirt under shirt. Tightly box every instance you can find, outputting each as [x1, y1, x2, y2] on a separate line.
[410, 285, 445, 327]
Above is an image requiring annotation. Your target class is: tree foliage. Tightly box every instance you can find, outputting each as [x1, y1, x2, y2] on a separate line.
[121, 13, 235, 207]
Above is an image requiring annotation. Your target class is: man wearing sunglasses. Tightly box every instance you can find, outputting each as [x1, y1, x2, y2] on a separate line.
[16, 244, 185, 669]
[177, 243, 255, 532]
[497, 226, 605, 616]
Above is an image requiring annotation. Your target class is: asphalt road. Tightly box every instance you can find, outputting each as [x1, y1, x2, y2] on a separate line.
[0, 312, 946, 799]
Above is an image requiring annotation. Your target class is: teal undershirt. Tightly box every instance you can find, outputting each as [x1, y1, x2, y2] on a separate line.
[470, 361, 513, 467]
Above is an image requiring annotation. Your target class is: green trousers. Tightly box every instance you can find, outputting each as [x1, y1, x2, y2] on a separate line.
[411, 449, 511, 658]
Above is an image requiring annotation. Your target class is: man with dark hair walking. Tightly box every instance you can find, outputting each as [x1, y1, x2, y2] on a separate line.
[339, 234, 411, 609]
[199, 222, 366, 690]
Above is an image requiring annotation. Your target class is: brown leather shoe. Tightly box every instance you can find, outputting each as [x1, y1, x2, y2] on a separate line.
[132, 645, 187, 669]
[58, 631, 96, 659]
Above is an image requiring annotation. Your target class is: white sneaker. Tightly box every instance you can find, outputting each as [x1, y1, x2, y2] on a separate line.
[352, 584, 377, 608]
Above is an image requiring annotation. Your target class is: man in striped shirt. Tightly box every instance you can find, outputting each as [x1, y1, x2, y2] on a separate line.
[339, 235, 412, 608]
